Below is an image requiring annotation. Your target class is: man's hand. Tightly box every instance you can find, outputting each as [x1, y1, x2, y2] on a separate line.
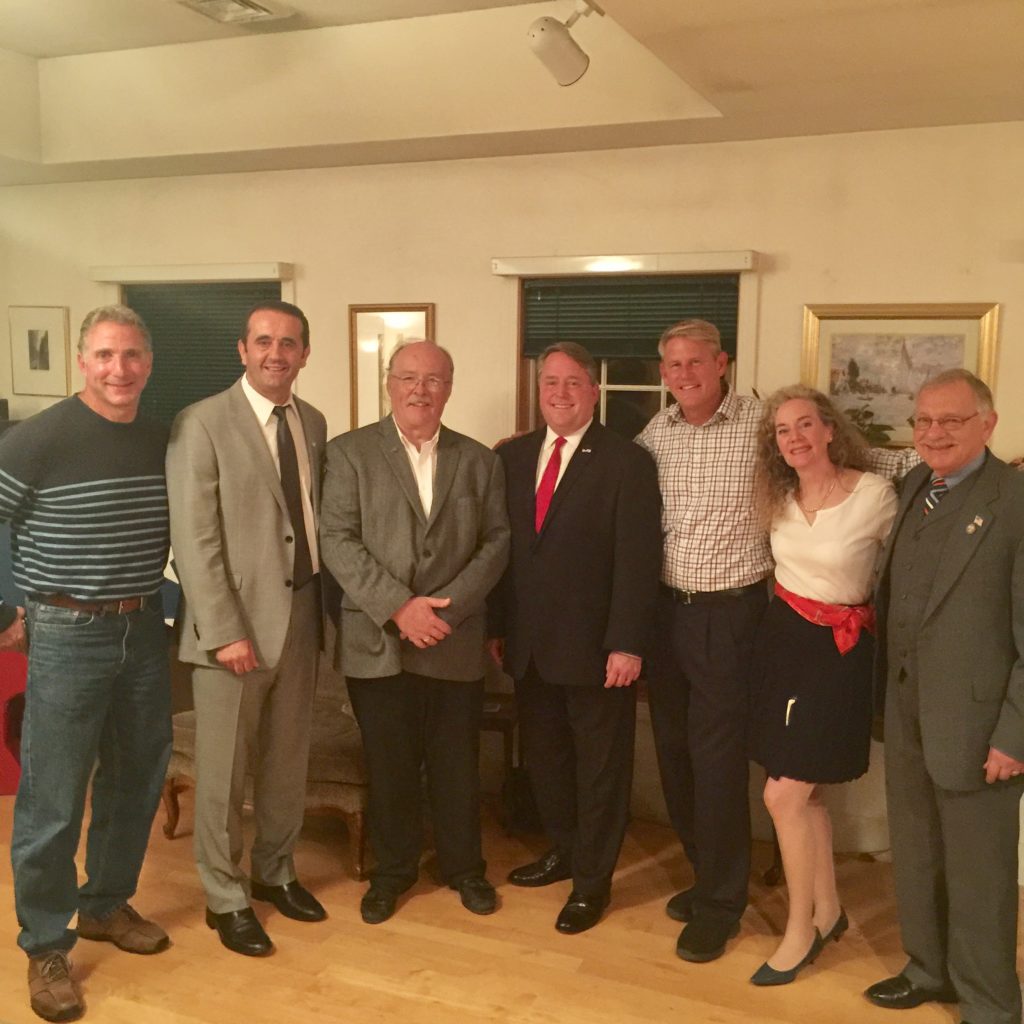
[392, 596, 452, 649]
[984, 746, 1024, 784]
[0, 607, 26, 653]
[486, 637, 505, 668]
[215, 638, 258, 675]
[604, 651, 641, 688]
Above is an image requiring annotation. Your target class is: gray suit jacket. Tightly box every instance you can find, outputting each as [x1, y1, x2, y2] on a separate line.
[320, 416, 509, 682]
[876, 452, 1024, 790]
[166, 379, 327, 669]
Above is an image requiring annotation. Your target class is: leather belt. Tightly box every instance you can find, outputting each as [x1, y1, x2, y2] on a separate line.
[662, 580, 766, 605]
[30, 593, 149, 616]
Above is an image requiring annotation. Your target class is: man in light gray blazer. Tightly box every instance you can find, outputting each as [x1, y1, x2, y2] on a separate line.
[867, 369, 1024, 1024]
[167, 300, 328, 958]
[320, 340, 509, 925]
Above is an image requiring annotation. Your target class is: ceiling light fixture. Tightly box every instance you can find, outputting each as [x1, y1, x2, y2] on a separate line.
[176, 0, 295, 25]
[528, 0, 604, 87]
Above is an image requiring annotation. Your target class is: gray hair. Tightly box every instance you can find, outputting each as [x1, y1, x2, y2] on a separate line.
[657, 318, 722, 358]
[386, 338, 454, 378]
[537, 342, 598, 385]
[78, 305, 151, 353]
[917, 368, 993, 415]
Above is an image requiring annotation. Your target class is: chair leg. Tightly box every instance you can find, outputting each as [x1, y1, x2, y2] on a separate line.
[348, 809, 367, 880]
[161, 778, 182, 839]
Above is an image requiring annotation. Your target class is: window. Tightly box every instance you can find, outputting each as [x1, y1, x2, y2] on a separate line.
[520, 273, 740, 437]
[124, 281, 282, 426]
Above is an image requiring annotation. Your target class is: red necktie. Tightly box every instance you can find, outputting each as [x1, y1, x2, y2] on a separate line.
[535, 436, 566, 533]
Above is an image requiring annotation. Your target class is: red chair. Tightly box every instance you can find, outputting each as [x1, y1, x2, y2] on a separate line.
[0, 649, 27, 795]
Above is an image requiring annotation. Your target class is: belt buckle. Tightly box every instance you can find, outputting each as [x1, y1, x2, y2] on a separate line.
[678, 589, 696, 605]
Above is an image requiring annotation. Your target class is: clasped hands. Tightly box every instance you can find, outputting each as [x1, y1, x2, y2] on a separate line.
[392, 595, 452, 649]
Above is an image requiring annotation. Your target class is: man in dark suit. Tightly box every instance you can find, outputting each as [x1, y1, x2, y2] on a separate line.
[167, 300, 328, 958]
[488, 342, 662, 933]
[320, 340, 509, 925]
[866, 369, 1024, 1024]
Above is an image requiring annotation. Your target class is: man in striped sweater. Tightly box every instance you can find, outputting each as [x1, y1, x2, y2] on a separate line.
[0, 305, 172, 1022]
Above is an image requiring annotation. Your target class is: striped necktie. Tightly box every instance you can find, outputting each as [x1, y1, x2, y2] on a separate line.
[923, 476, 949, 515]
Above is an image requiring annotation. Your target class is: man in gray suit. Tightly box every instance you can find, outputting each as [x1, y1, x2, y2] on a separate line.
[866, 369, 1024, 1024]
[167, 300, 328, 958]
[321, 340, 509, 925]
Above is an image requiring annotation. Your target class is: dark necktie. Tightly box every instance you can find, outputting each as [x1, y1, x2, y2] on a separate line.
[535, 436, 566, 533]
[272, 405, 313, 588]
[923, 476, 949, 515]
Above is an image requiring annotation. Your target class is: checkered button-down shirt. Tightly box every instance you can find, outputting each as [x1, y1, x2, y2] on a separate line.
[636, 388, 770, 591]
[636, 388, 921, 592]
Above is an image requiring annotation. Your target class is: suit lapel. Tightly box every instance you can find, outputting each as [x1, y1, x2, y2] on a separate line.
[426, 427, 461, 532]
[922, 454, 1003, 622]
[228, 382, 290, 518]
[377, 417, 428, 525]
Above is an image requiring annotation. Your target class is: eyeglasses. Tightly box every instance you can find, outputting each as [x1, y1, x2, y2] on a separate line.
[388, 374, 451, 392]
[911, 412, 979, 432]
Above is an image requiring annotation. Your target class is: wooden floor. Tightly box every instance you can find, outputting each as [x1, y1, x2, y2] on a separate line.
[0, 792, 1013, 1024]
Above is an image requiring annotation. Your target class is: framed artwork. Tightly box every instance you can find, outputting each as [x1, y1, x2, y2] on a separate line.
[8, 306, 71, 397]
[348, 303, 435, 429]
[801, 303, 999, 447]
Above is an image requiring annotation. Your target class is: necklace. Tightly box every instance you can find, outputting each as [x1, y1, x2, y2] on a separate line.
[797, 472, 839, 513]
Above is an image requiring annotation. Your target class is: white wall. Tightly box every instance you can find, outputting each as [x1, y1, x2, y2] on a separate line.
[1, 119, 1021, 848]
[1, 119, 1020, 456]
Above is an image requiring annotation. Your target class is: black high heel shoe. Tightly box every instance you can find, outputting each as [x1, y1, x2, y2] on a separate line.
[821, 908, 849, 944]
[750, 930, 824, 987]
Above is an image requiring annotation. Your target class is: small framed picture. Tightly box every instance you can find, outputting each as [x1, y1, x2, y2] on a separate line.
[9, 306, 71, 397]
[801, 303, 999, 447]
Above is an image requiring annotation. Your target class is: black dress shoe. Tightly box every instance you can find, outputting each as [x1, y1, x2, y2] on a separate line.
[555, 891, 609, 934]
[452, 876, 498, 915]
[665, 887, 695, 923]
[205, 908, 274, 957]
[675, 917, 741, 963]
[251, 880, 327, 922]
[507, 849, 572, 888]
[360, 886, 398, 925]
[864, 973, 957, 1009]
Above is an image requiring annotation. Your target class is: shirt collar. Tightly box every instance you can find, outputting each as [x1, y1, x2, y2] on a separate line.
[943, 449, 987, 489]
[240, 374, 292, 424]
[394, 415, 440, 455]
[543, 418, 592, 448]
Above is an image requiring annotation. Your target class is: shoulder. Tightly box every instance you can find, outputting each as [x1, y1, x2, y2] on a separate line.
[173, 383, 236, 427]
[440, 425, 498, 463]
[295, 395, 326, 429]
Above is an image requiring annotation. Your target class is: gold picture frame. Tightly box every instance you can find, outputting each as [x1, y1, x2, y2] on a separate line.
[348, 303, 436, 430]
[801, 303, 999, 447]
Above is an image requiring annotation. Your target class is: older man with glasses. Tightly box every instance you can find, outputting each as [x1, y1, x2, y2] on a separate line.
[320, 340, 509, 925]
[866, 369, 1024, 1024]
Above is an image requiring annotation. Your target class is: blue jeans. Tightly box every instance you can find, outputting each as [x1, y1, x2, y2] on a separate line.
[11, 598, 172, 955]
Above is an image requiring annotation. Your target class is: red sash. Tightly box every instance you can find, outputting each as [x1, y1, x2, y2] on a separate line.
[774, 581, 875, 655]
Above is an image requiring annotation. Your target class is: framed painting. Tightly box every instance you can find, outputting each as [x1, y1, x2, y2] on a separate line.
[801, 303, 999, 446]
[9, 306, 71, 397]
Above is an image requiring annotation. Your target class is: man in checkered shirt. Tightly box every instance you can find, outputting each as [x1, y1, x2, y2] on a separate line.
[637, 318, 913, 964]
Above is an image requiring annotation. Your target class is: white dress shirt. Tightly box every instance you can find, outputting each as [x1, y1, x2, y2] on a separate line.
[240, 375, 319, 573]
[395, 417, 440, 517]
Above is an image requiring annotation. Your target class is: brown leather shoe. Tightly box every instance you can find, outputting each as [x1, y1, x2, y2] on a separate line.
[28, 950, 83, 1022]
[77, 904, 169, 954]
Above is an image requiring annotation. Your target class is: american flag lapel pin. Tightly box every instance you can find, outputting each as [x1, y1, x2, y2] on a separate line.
[966, 515, 984, 535]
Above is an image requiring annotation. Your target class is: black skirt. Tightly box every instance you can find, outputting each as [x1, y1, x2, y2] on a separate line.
[749, 596, 874, 784]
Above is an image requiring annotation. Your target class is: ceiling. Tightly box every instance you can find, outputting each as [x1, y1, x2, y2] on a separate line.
[0, 0, 1020, 184]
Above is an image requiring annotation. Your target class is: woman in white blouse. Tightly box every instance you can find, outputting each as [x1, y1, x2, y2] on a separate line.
[748, 385, 898, 986]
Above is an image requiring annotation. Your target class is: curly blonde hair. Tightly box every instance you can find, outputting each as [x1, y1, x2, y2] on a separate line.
[754, 385, 869, 524]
